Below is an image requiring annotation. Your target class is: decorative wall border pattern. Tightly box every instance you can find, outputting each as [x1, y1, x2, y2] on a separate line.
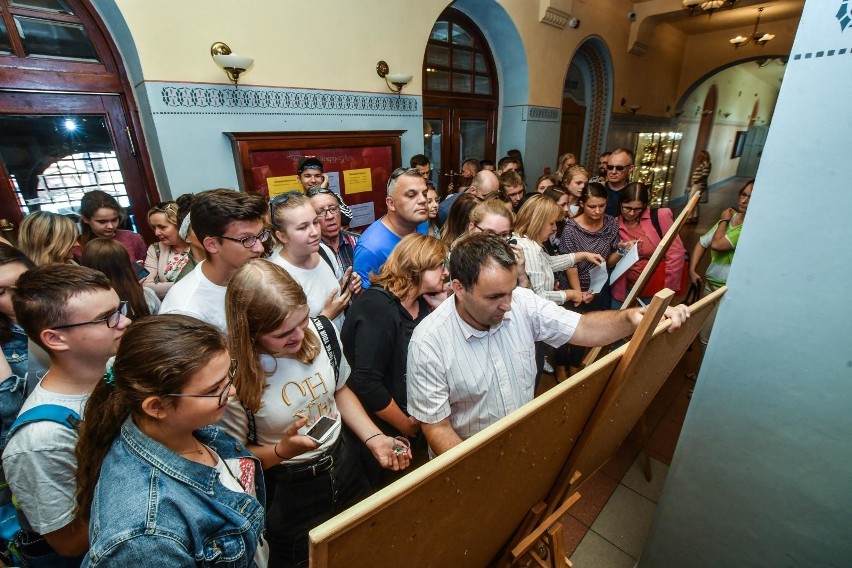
[791, 47, 849, 60]
[523, 106, 560, 122]
[156, 85, 419, 114]
[574, 39, 612, 171]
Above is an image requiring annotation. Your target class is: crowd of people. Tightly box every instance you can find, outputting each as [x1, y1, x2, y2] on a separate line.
[0, 147, 759, 567]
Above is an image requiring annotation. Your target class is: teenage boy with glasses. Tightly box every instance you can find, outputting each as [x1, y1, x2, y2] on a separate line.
[160, 189, 268, 331]
[604, 148, 635, 216]
[3, 264, 130, 564]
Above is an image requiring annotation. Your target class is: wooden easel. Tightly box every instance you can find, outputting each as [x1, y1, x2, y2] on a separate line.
[308, 286, 726, 568]
[503, 292, 677, 563]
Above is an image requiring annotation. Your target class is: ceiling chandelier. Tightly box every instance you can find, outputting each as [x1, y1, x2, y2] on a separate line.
[682, 0, 739, 17]
[730, 7, 775, 48]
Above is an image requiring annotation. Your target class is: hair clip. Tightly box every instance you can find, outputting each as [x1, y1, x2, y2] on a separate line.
[103, 357, 116, 386]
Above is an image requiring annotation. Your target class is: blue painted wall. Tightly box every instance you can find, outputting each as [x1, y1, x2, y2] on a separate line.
[640, 1, 852, 565]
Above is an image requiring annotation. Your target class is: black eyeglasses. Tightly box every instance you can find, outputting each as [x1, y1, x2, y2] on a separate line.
[474, 224, 513, 240]
[386, 167, 421, 192]
[315, 205, 340, 217]
[620, 205, 644, 213]
[220, 228, 271, 248]
[606, 164, 632, 172]
[165, 359, 237, 407]
[54, 301, 128, 330]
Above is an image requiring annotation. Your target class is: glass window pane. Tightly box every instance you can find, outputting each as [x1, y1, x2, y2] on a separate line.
[14, 16, 99, 62]
[10, 0, 73, 14]
[426, 44, 449, 67]
[474, 52, 488, 73]
[429, 21, 449, 42]
[426, 70, 449, 91]
[452, 73, 472, 94]
[459, 119, 487, 164]
[451, 24, 472, 47]
[424, 119, 442, 188]
[474, 76, 491, 96]
[453, 49, 472, 71]
[0, 115, 131, 217]
[0, 19, 12, 55]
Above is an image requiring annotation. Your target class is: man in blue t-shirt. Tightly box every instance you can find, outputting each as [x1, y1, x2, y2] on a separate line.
[354, 168, 429, 288]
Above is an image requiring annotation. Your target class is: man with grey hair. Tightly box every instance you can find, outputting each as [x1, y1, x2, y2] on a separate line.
[353, 167, 429, 288]
[407, 232, 691, 455]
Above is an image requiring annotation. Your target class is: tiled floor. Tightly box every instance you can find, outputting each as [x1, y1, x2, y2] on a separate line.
[554, 178, 750, 565]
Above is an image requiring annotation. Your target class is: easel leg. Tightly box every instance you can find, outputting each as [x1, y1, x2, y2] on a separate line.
[640, 414, 653, 482]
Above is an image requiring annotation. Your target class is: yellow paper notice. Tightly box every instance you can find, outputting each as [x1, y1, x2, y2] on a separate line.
[343, 168, 372, 194]
[266, 176, 303, 197]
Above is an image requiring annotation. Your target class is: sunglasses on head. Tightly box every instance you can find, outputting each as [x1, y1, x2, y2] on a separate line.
[269, 190, 304, 220]
[386, 167, 421, 192]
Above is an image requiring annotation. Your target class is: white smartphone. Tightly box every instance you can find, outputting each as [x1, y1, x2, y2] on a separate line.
[305, 416, 340, 445]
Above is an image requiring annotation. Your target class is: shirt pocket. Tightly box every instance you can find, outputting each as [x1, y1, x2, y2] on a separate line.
[512, 348, 536, 401]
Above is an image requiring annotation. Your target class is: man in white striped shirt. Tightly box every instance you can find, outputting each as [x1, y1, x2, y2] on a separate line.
[407, 233, 690, 456]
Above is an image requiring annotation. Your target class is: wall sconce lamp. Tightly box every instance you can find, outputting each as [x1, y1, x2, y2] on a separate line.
[621, 98, 641, 115]
[211, 42, 254, 88]
[376, 61, 413, 95]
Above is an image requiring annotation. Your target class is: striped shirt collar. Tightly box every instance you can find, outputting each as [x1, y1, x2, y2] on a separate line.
[450, 294, 515, 340]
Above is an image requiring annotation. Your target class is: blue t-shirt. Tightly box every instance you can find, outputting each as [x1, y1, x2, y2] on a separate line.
[354, 218, 428, 288]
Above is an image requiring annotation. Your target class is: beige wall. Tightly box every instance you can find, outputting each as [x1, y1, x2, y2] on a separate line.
[112, 0, 446, 94]
[677, 15, 799, 96]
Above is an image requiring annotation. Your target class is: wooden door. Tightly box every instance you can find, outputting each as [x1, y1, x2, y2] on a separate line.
[0, 91, 154, 241]
[559, 98, 586, 161]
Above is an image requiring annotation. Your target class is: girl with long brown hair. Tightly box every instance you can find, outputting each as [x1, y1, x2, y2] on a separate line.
[75, 315, 266, 566]
[222, 259, 410, 567]
[80, 238, 158, 317]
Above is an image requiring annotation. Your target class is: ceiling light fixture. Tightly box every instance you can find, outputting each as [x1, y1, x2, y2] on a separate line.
[682, 0, 738, 18]
[729, 7, 775, 49]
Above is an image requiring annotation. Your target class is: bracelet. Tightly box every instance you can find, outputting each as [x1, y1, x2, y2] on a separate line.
[719, 219, 729, 224]
[364, 433, 383, 444]
[273, 442, 286, 460]
[617, 247, 629, 255]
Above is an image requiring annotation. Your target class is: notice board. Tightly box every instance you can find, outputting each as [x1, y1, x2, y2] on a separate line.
[226, 131, 404, 229]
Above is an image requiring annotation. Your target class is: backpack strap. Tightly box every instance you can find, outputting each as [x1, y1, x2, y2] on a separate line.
[310, 316, 341, 384]
[7, 405, 80, 441]
[242, 403, 258, 446]
[649, 207, 664, 239]
[317, 243, 339, 277]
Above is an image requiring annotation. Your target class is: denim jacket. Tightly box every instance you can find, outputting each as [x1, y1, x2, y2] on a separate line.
[83, 419, 266, 567]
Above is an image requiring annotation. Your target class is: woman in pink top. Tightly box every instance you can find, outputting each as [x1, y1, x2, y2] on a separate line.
[74, 190, 147, 264]
[611, 183, 686, 308]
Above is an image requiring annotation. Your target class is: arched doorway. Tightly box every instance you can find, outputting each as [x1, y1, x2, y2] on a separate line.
[0, 0, 157, 240]
[422, 7, 498, 197]
[559, 37, 613, 171]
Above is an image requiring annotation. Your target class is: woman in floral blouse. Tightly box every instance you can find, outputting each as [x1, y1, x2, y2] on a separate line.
[143, 201, 191, 299]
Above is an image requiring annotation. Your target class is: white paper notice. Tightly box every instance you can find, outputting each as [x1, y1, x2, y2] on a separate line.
[588, 262, 609, 294]
[609, 245, 640, 284]
[349, 202, 375, 228]
[325, 172, 341, 195]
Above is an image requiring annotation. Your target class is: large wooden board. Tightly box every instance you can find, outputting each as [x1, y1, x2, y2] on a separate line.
[309, 351, 622, 568]
[552, 286, 726, 505]
[309, 287, 723, 567]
